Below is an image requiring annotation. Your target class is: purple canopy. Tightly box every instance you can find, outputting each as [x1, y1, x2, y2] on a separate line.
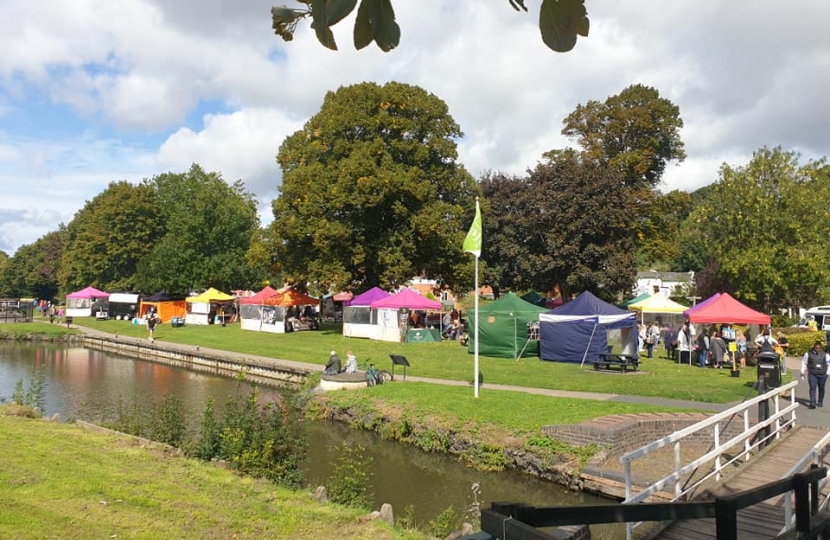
[66, 286, 108, 299]
[347, 287, 390, 307]
[682, 293, 721, 319]
[371, 289, 442, 310]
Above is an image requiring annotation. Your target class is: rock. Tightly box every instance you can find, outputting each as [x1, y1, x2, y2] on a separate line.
[359, 511, 380, 523]
[50, 413, 61, 423]
[311, 485, 328, 503]
[378, 503, 394, 524]
[444, 523, 475, 540]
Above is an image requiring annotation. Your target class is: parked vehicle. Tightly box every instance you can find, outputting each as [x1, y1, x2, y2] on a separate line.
[108, 293, 140, 320]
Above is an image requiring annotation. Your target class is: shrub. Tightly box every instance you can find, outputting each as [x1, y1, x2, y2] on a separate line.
[785, 331, 827, 357]
[193, 397, 221, 460]
[327, 442, 373, 509]
[429, 506, 462, 539]
[149, 394, 186, 447]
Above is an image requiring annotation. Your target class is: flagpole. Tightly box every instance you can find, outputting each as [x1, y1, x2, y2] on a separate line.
[462, 197, 483, 398]
[474, 252, 480, 398]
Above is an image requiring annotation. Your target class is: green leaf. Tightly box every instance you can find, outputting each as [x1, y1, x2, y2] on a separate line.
[539, 0, 589, 53]
[368, 0, 400, 52]
[353, 0, 373, 49]
[311, 0, 338, 50]
[325, 0, 358, 26]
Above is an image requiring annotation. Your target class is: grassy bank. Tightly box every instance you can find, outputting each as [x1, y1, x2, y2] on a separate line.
[0, 407, 426, 540]
[69, 318, 778, 402]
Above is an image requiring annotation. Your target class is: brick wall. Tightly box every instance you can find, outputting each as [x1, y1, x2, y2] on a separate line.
[542, 412, 754, 461]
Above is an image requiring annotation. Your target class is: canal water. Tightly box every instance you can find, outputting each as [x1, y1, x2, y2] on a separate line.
[0, 342, 620, 535]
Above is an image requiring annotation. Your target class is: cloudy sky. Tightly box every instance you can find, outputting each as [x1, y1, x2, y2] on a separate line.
[1, 0, 828, 255]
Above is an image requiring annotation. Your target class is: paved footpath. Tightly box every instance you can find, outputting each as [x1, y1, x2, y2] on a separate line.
[70, 324, 830, 430]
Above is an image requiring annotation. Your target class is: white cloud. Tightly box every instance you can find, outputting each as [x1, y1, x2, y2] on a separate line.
[0, 0, 828, 253]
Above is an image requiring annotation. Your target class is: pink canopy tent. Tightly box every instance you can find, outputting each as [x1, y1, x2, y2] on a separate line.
[239, 286, 279, 305]
[686, 292, 770, 325]
[66, 286, 108, 299]
[371, 288, 442, 310]
[682, 293, 721, 319]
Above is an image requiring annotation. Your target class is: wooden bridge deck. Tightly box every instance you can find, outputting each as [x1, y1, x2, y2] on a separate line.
[653, 426, 829, 540]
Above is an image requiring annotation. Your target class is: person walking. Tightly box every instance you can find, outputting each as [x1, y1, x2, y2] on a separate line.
[663, 324, 677, 361]
[801, 341, 829, 409]
[147, 313, 158, 341]
[645, 321, 660, 359]
[697, 329, 710, 368]
[677, 322, 691, 365]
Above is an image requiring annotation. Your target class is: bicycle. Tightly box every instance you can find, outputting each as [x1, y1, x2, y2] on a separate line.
[360, 359, 393, 386]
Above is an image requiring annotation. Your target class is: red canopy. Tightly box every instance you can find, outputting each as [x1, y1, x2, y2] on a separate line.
[686, 292, 771, 325]
[263, 287, 318, 307]
[240, 286, 279, 305]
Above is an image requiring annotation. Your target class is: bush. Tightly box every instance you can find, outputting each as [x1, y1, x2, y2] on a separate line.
[327, 442, 373, 509]
[149, 395, 186, 447]
[784, 331, 827, 357]
[429, 506, 462, 539]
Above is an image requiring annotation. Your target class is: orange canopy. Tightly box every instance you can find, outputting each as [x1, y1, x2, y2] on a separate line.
[263, 288, 318, 307]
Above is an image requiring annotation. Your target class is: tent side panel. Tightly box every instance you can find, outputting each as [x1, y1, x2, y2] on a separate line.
[540, 320, 608, 363]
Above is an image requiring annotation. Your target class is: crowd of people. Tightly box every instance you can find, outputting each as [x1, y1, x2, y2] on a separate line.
[637, 320, 782, 370]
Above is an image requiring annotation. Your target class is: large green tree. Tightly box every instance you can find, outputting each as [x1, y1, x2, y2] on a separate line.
[271, 0, 589, 53]
[138, 165, 261, 295]
[272, 81, 479, 294]
[562, 84, 686, 191]
[682, 147, 830, 311]
[0, 231, 63, 300]
[481, 149, 637, 301]
[59, 181, 163, 293]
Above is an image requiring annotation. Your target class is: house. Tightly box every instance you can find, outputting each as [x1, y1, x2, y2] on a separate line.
[634, 271, 695, 298]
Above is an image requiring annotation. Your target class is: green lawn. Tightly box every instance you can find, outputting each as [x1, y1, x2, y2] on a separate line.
[52, 318, 772, 403]
[0, 408, 426, 540]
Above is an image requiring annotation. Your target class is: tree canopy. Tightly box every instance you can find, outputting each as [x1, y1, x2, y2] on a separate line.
[0, 231, 63, 300]
[681, 147, 830, 311]
[562, 84, 686, 191]
[271, 0, 589, 53]
[59, 181, 162, 293]
[271, 81, 479, 294]
[139, 164, 261, 295]
[481, 149, 637, 301]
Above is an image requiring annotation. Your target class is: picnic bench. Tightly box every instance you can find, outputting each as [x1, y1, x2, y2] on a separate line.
[593, 353, 639, 372]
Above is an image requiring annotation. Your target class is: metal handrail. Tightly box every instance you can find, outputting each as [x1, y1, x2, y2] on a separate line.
[620, 381, 799, 540]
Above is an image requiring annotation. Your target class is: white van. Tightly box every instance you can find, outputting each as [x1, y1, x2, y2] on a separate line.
[802, 306, 830, 331]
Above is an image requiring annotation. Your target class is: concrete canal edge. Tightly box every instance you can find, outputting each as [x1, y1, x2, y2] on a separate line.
[81, 334, 311, 386]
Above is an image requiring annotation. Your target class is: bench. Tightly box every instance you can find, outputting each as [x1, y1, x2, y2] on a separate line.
[593, 353, 639, 373]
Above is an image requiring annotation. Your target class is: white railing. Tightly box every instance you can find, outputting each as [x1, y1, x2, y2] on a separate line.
[779, 429, 830, 535]
[620, 380, 799, 540]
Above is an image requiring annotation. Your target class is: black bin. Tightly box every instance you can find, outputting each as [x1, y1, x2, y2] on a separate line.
[757, 351, 782, 389]
[65, 316, 74, 326]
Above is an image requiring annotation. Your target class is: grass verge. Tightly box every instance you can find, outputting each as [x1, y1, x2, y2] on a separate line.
[0, 407, 427, 540]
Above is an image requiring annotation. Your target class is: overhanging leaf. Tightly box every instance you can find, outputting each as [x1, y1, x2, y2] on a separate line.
[539, 0, 589, 53]
[368, 0, 400, 52]
[325, 0, 358, 26]
[312, 0, 338, 50]
[353, 0, 373, 49]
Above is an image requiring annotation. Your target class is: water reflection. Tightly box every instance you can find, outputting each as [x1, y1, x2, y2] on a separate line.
[0, 342, 620, 535]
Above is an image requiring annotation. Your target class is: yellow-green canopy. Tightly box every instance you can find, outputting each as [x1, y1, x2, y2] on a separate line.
[627, 293, 688, 313]
[186, 287, 235, 303]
